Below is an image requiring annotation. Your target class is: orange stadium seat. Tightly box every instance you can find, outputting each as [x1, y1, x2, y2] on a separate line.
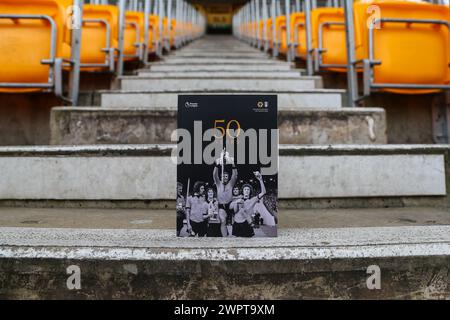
[162, 17, 177, 49]
[271, 15, 286, 55]
[266, 18, 274, 50]
[275, 15, 287, 55]
[290, 12, 306, 58]
[354, 0, 450, 94]
[258, 19, 264, 47]
[311, 7, 346, 72]
[148, 14, 160, 53]
[0, 0, 67, 94]
[290, 8, 346, 71]
[76, 4, 119, 72]
[124, 10, 145, 61]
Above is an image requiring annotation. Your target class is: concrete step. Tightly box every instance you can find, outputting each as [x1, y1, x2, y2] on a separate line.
[160, 58, 287, 65]
[119, 77, 318, 91]
[99, 90, 344, 110]
[0, 225, 448, 299]
[50, 107, 387, 145]
[0, 145, 446, 208]
[177, 48, 261, 53]
[1, 206, 449, 229]
[136, 70, 305, 78]
[149, 64, 293, 72]
[171, 52, 269, 59]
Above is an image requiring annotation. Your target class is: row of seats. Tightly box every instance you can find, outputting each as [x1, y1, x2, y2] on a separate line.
[0, 0, 205, 103]
[234, 0, 450, 96]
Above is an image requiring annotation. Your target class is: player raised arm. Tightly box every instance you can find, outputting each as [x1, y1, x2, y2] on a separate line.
[255, 171, 266, 199]
[213, 165, 220, 186]
[226, 154, 238, 187]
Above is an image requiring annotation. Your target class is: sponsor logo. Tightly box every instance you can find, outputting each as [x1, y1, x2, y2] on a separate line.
[253, 101, 269, 112]
[185, 102, 199, 108]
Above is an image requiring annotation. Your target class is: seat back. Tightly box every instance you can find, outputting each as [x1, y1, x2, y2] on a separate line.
[148, 14, 159, 53]
[251, 21, 255, 40]
[311, 7, 346, 71]
[258, 19, 264, 44]
[0, 0, 65, 88]
[170, 18, 176, 48]
[275, 16, 287, 54]
[266, 18, 274, 49]
[162, 16, 173, 47]
[124, 11, 144, 59]
[290, 12, 306, 58]
[79, 4, 118, 65]
[354, 0, 450, 94]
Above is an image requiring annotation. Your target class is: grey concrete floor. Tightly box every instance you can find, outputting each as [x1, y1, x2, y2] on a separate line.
[0, 206, 449, 229]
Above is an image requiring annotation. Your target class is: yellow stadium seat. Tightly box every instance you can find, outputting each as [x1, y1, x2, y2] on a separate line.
[354, 0, 450, 94]
[266, 18, 274, 50]
[162, 17, 176, 49]
[258, 19, 264, 47]
[253, 20, 259, 45]
[76, 4, 118, 72]
[311, 7, 346, 72]
[170, 18, 176, 48]
[0, 0, 66, 94]
[124, 11, 145, 61]
[290, 12, 306, 58]
[162, 16, 169, 49]
[290, 9, 346, 71]
[275, 15, 286, 55]
[148, 14, 160, 53]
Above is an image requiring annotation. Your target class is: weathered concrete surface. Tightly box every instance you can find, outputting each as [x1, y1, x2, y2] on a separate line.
[50, 107, 386, 145]
[0, 226, 448, 299]
[100, 90, 344, 109]
[50, 108, 177, 145]
[319, 71, 446, 144]
[0, 207, 449, 229]
[279, 108, 386, 144]
[120, 77, 317, 91]
[0, 145, 447, 203]
[0, 93, 59, 146]
[368, 92, 441, 144]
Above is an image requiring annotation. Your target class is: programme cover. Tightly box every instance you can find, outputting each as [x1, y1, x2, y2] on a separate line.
[176, 95, 278, 238]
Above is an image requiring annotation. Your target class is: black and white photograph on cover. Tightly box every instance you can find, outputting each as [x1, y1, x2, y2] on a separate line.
[176, 95, 278, 238]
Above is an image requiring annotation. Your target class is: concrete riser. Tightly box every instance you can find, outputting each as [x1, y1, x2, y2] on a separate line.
[172, 53, 268, 58]
[137, 71, 304, 78]
[179, 47, 261, 52]
[120, 78, 317, 91]
[150, 65, 293, 71]
[50, 108, 387, 145]
[0, 256, 448, 299]
[161, 58, 289, 65]
[100, 92, 343, 110]
[0, 146, 446, 205]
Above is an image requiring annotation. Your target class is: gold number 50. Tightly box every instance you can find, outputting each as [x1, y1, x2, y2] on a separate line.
[214, 119, 241, 139]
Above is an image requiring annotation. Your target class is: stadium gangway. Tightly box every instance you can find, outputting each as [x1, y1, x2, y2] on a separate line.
[116, 0, 204, 74]
[234, 0, 304, 61]
[0, 0, 83, 104]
